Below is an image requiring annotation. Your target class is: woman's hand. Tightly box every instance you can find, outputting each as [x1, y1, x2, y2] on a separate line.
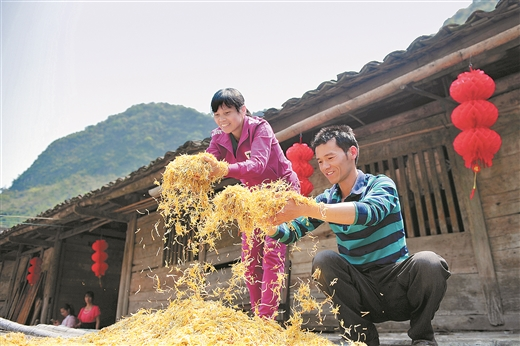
[202, 156, 228, 180]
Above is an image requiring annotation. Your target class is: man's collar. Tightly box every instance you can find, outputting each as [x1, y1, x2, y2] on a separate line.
[330, 170, 366, 201]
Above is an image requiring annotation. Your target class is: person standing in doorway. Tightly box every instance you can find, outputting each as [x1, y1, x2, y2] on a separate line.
[75, 291, 101, 329]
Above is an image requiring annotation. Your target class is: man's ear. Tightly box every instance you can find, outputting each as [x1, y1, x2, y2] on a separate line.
[350, 146, 359, 160]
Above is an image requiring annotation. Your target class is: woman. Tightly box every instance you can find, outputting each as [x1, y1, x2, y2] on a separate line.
[52, 303, 76, 328]
[75, 291, 101, 329]
[204, 88, 300, 319]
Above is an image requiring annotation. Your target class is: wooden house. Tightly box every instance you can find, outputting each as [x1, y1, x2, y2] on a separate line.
[0, 0, 518, 334]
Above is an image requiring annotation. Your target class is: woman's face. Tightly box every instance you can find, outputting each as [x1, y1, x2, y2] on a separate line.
[213, 104, 246, 140]
[60, 308, 69, 317]
[85, 294, 92, 304]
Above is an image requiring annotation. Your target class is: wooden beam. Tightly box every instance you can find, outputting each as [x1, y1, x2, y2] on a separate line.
[59, 220, 111, 240]
[447, 127, 504, 326]
[116, 214, 137, 320]
[8, 236, 53, 248]
[0, 205, 78, 246]
[90, 173, 163, 205]
[40, 233, 62, 324]
[91, 228, 126, 240]
[36, 229, 60, 239]
[73, 206, 131, 223]
[2, 246, 22, 318]
[0, 254, 17, 261]
[21, 247, 44, 256]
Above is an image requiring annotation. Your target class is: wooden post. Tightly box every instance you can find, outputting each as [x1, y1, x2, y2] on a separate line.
[39, 232, 62, 324]
[447, 127, 504, 326]
[116, 214, 137, 320]
[3, 245, 22, 318]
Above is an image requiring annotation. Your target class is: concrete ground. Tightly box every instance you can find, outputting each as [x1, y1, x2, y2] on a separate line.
[321, 331, 520, 346]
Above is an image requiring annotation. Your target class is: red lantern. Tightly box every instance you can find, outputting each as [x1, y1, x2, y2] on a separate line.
[449, 68, 501, 199]
[27, 257, 42, 286]
[287, 140, 314, 196]
[91, 239, 108, 278]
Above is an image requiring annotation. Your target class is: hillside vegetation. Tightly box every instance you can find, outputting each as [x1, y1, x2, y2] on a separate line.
[1, 103, 216, 228]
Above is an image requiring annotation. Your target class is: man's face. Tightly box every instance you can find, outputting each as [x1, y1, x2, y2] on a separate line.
[315, 138, 356, 185]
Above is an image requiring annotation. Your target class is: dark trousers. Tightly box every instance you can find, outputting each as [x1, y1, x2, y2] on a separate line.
[312, 250, 450, 345]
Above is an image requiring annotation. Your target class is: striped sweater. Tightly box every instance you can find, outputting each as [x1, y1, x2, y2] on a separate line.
[271, 170, 409, 270]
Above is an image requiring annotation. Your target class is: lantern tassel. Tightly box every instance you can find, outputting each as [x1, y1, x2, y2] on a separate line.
[470, 164, 480, 200]
[470, 172, 477, 199]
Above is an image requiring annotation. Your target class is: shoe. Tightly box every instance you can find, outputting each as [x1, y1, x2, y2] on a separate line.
[411, 340, 438, 346]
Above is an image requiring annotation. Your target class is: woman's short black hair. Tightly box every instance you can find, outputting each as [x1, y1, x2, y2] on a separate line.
[311, 125, 359, 164]
[211, 88, 251, 116]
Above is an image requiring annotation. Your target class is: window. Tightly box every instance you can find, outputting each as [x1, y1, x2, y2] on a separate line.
[163, 213, 198, 266]
[360, 145, 464, 237]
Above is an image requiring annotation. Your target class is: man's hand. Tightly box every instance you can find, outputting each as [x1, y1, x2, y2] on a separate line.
[272, 198, 303, 225]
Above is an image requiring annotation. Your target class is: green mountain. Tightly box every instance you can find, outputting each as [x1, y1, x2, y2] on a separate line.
[1, 103, 216, 229]
[442, 0, 499, 26]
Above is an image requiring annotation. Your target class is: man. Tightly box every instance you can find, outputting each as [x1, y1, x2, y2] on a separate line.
[268, 125, 450, 346]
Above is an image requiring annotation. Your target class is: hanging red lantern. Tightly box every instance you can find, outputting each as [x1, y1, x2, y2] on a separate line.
[91, 239, 109, 278]
[449, 67, 501, 199]
[27, 257, 42, 286]
[287, 139, 314, 196]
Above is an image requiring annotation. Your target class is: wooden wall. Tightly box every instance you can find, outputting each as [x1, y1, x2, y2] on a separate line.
[128, 213, 174, 313]
[283, 72, 520, 332]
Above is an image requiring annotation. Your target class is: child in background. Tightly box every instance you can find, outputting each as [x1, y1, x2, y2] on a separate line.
[52, 303, 76, 328]
[204, 88, 300, 319]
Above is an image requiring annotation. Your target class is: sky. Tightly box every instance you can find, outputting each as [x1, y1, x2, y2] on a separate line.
[1, 0, 472, 189]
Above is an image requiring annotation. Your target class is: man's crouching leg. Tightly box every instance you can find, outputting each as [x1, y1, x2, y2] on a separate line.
[312, 250, 381, 346]
[401, 251, 450, 344]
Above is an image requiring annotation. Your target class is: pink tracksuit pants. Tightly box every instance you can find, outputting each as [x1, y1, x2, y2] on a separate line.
[241, 228, 287, 319]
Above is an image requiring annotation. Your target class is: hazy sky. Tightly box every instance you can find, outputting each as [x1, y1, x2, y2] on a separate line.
[1, 0, 471, 189]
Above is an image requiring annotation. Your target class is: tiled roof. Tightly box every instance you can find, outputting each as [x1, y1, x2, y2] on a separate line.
[263, 0, 515, 121]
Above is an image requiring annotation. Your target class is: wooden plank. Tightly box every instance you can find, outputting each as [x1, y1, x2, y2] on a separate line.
[408, 153, 427, 237]
[385, 157, 399, 190]
[3, 246, 22, 318]
[447, 127, 504, 326]
[40, 232, 62, 324]
[397, 155, 414, 237]
[486, 213, 520, 240]
[116, 214, 137, 320]
[417, 150, 437, 235]
[74, 205, 132, 223]
[7, 236, 53, 248]
[16, 271, 45, 325]
[406, 232, 476, 275]
[497, 270, 520, 312]
[30, 298, 42, 325]
[435, 145, 461, 233]
[59, 220, 111, 240]
[426, 148, 449, 234]
[8, 256, 30, 320]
